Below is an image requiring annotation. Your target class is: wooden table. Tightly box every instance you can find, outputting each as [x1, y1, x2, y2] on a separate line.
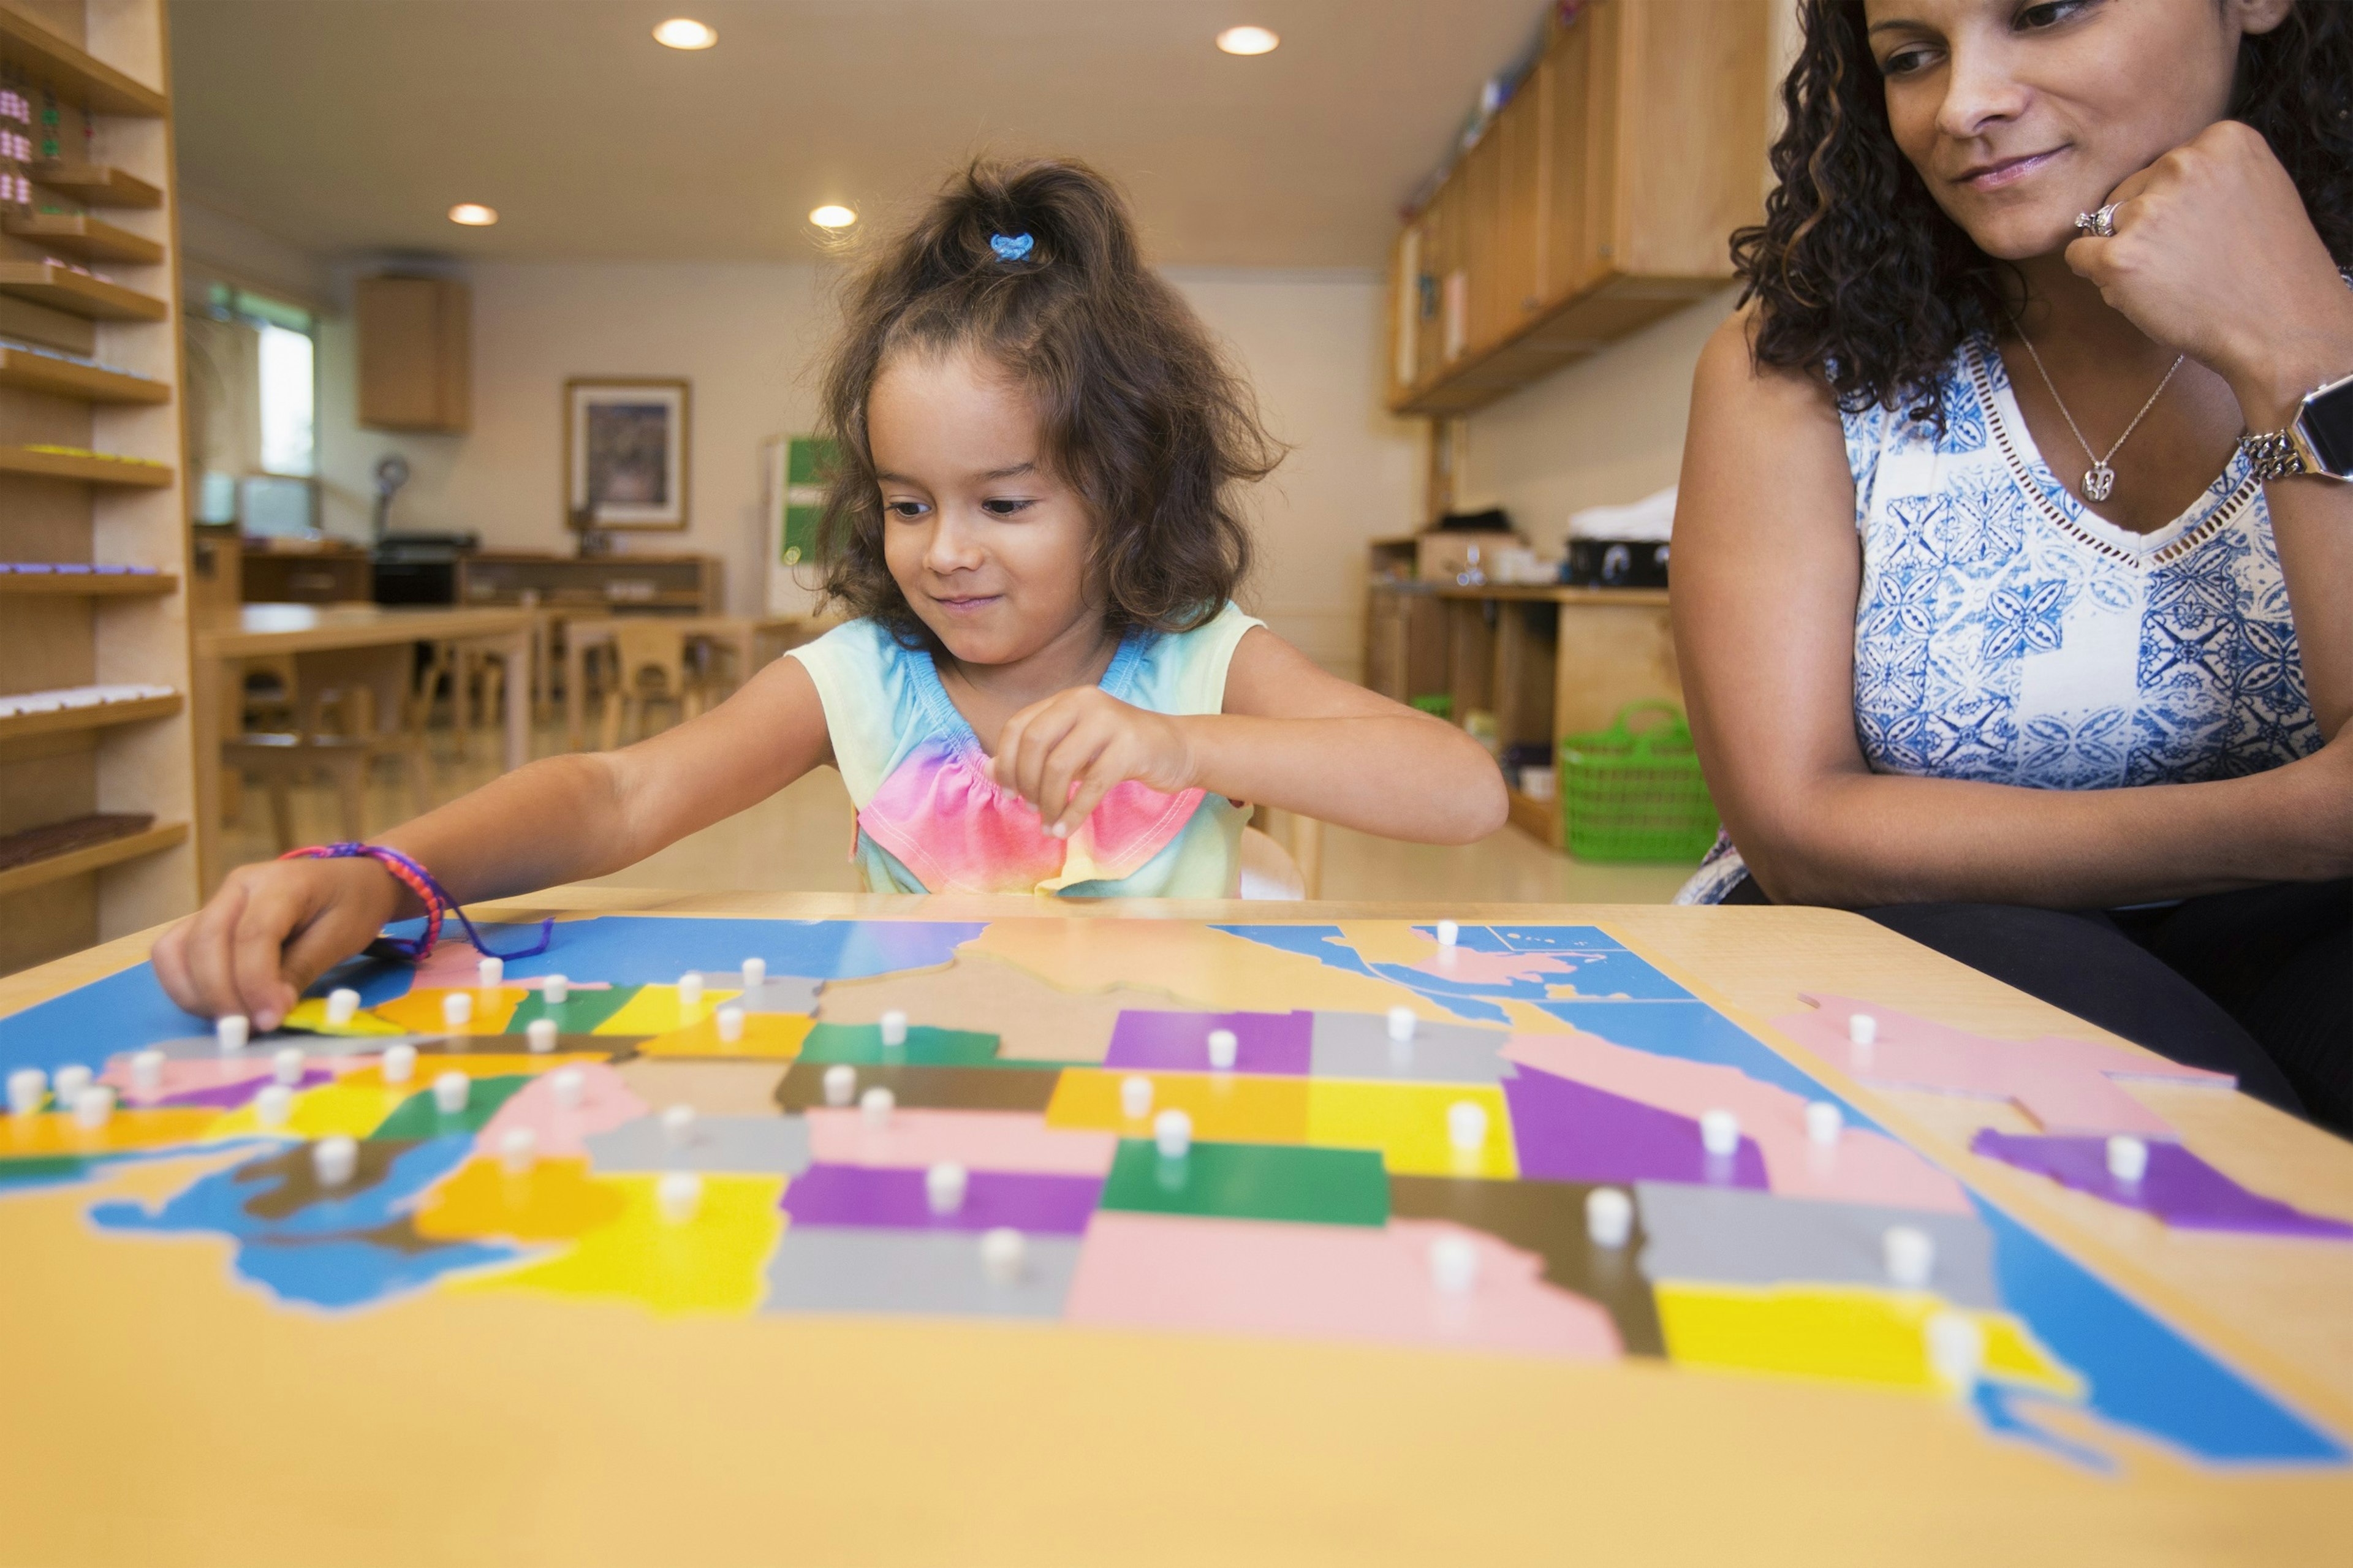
[561, 613, 816, 750]
[192, 605, 535, 892]
[1, 893, 2347, 1564]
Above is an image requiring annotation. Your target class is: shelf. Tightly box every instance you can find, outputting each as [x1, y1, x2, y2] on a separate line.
[1506, 786, 1564, 848]
[0, 820, 186, 897]
[0, 261, 166, 320]
[0, 345, 170, 403]
[0, 691, 180, 743]
[0, 444, 172, 485]
[0, 569, 175, 594]
[0, 10, 169, 118]
[2, 214, 164, 265]
[28, 161, 162, 208]
[1431, 583, 1672, 607]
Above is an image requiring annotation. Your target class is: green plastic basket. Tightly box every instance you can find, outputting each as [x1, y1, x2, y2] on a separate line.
[1558, 700, 1719, 863]
[1409, 693, 1454, 720]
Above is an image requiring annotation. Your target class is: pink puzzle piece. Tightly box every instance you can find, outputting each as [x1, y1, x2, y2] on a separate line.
[1066, 1211, 1621, 1358]
[97, 1052, 369, 1107]
[474, 1062, 646, 1158]
[1502, 1032, 1972, 1214]
[805, 1108, 1119, 1175]
[1772, 994, 2233, 1138]
[1408, 948, 1575, 986]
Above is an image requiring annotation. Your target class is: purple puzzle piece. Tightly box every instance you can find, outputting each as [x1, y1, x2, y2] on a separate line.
[780, 1163, 1102, 1235]
[1104, 1009, 1313, 1076]
[157, 1069, 336, 1110]
[1503, 1063, 1769, 1189]
[1971, 1131, 2353, 1240]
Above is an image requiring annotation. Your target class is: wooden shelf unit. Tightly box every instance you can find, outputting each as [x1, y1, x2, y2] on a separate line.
[0, 819, 184, 897]
[0, 570, 175, 594]
[0, 442, 172, 485]
[0, 260, 167, 320]
[2, 212, 164, 265]
[0, 0, 195, 977]
[29, 159, 162, 207]
[1386, 0, 1771, 415]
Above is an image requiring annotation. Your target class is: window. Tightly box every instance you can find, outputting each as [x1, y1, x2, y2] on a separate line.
[184, 283, 319, 533]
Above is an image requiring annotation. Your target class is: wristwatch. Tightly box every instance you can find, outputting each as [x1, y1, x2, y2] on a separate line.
[2241, 368, 2353, 481]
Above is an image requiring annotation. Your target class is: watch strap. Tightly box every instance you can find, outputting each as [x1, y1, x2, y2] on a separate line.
[2240, 427, 2316, 482]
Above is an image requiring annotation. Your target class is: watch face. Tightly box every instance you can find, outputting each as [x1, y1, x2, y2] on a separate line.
[2303, 375, 2353, 475]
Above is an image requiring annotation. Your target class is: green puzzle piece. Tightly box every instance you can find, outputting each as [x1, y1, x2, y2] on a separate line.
[1098, 1139, 1389, 1227]
[0, 1154, 93, 1187]
[796, 1023, 1035, 1069]
[504, 987, 642, 1036]
[373, 1075, 533, 1140]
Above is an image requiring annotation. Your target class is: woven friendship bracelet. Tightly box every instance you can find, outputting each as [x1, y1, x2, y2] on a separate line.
[279, 842, 553, 963]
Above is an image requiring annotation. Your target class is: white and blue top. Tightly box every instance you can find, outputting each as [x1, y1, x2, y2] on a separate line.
[1679, 336, 2319, 904]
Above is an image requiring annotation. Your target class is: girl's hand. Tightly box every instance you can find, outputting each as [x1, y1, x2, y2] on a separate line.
[2066, 120, 2353, 428]
[150, 857, 406, 1029]
[990, 686, 1198, 839]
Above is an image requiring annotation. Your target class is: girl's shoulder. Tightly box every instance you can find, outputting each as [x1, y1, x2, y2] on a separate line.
[783, 617, 938, 800]
[1117, 601, 1264, 716]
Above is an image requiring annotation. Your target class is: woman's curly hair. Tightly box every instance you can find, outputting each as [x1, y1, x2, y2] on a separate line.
[816, 157, 1280, 648]
[1733, 0, 2353, 420]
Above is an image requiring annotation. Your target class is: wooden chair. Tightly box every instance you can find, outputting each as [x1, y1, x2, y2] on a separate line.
[223, 646, 434, 851]
[598, 621, 708, 749]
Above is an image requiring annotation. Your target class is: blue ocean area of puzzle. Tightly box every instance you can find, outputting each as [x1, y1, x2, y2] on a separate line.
[0, 916, 2343, 1468]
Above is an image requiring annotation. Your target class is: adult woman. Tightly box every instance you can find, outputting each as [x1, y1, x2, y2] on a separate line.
[1673, 0, 2353, 1126]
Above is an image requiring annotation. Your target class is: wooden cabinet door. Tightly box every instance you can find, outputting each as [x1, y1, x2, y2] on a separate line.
[1539, 0, 1620, 307]
[356, 276, 471, 433]
[1459, 124, 1504, 356]
[1492, 80, 1545, 340]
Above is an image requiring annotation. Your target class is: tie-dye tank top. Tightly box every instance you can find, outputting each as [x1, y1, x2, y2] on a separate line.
[786, 605, 1261, 896]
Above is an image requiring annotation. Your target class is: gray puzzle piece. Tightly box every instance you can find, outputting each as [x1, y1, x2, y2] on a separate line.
[1633, 1183, 2001, 1309]
[584, 1113, 814, 1175]
[690, 974, 822, 1015]
[764, 1225, 1080, 1319]
[1309, 1012, 1515, 1084]
[137, 1032, 426, 1062]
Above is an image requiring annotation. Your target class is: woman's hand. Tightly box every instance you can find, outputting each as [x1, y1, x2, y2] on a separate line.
[150, 857, 406, 1029]
[989, 685, 1198, 839]
[2067, 119, 2353, 428]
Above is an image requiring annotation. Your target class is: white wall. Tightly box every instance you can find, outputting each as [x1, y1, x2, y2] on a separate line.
[306, 257, 1417, 676]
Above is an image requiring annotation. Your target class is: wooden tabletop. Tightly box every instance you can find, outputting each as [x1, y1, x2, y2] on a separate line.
[194, 602, 537, 657]
[2, 893, 2348, 1565]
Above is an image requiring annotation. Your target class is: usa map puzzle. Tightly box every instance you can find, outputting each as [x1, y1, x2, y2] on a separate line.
[0, 914, 2342, 1475]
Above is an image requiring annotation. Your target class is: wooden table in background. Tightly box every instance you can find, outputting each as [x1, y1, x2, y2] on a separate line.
[561, 613, 816, 750]
[192, 604, 534, 892]
[1, 893, 2348, 1564]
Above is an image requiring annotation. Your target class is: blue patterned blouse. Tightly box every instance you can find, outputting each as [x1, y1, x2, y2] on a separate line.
[1678, 335, 2319, 904]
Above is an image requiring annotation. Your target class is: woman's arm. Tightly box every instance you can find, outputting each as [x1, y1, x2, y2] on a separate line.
[1675, 310, 2353, 909]
[991, 627, 1509, 845]
[151, 655, 834, 1025]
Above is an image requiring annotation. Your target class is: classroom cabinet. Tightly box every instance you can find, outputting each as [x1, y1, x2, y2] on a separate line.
[356, 275, 471, 433]
[1388, 0, 1771, 414]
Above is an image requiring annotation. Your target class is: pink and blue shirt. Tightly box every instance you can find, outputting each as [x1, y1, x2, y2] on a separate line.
[786, 605, 1262, 896]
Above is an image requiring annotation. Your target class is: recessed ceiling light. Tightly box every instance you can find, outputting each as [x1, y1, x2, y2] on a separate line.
[1216, 25, 1279, 55]
[809, 204, 857, 230]
[447, 202, 498, 226]
[653, 17, 717, 50]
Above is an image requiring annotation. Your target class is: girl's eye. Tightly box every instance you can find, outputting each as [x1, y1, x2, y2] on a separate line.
[885, 499, 928, 520]
[2017, 0, 2089, 31]
[981, 498, 1035, 518]
[1879, 44, 1936, 77]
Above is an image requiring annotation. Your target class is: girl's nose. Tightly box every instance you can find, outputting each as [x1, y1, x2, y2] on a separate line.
[1935, 36, 2031, 144]
[923, 513, 986, 574]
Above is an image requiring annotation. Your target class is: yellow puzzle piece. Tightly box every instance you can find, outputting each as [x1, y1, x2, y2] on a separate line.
[1046, 1067, 1310, 1143]
[455, 1172, 786, 1316]
[1305, 1079, 1516, 1178]
[1653, 1281, 2080, 1395]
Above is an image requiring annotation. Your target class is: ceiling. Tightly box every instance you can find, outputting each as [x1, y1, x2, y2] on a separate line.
[168, 0, 1548, 268]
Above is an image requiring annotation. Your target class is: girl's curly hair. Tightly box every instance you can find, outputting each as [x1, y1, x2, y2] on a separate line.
[816, 157, 1280, 648]
[1733, 0, 2353, 420]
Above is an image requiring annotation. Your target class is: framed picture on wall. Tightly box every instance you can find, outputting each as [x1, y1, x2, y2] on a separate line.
[564, 377, 690, 530]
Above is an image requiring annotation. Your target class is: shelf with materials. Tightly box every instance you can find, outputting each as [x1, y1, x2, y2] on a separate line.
[0, 570, 176, 595]
[0, 260, 167, 320]
[0, 442, 172, 485]
[0, 820, 187, 898]
[29, 160, 163, 208]
[0, 0, 196, 977]
[1365, 575, 1681, 852]
[1, 213, 164, 265]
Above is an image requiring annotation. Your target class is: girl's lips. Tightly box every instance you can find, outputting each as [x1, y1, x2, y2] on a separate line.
[931, 594, 1001, 615]
[1959, 148, 2064, 191]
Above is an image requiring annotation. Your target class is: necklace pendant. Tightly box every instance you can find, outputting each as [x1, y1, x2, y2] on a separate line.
[2083, 461, 2116, 502]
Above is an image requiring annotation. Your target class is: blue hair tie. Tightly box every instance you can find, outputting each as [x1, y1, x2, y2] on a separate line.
[990, 232, 1035, 262]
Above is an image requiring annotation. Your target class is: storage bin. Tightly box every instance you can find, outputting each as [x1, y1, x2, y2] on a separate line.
[1558, 700, 1718, 862]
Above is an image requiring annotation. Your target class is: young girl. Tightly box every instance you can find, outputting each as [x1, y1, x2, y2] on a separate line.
[154, 158, 1506, 1028]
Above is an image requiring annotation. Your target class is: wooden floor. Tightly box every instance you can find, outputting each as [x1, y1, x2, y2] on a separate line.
[214, 724, 1697, 904]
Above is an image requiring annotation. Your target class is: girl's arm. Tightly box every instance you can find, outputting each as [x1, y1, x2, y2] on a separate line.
[1675, 311, 2353, 911]
[992, 627, 1508, 846]
[151, 655, 834, 1025]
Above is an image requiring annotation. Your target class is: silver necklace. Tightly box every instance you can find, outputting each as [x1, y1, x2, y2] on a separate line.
[2017, 332, 2184, 503]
